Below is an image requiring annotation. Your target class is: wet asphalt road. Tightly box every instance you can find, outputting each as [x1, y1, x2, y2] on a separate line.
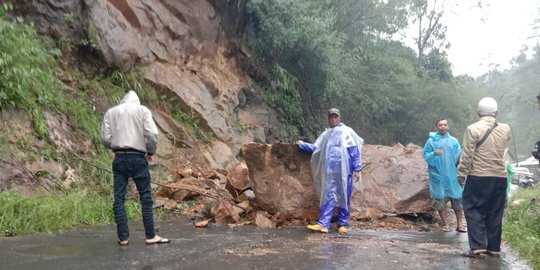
[0, 218, 531, 270]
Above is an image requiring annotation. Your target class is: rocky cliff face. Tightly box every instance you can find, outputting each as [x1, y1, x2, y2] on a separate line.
[6, 1, 434, 224]
[13, 0, 284, 157]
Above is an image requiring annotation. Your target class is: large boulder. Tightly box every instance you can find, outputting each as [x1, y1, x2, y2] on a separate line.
[352, 144, 431, 214]
[242, 143, 431, 220]
[241, 143, 319, 220]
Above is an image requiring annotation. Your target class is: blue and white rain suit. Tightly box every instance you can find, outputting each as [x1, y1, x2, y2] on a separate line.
[423, 131, 462, 200]
[298, 123, 363, 229]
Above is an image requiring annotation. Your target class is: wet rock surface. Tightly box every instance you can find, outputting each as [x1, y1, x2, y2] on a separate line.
[0, 217, 530, 270]
[354, 143, 432, 214]
[242, 143, 319, 220]
[241, 143, 432, 221]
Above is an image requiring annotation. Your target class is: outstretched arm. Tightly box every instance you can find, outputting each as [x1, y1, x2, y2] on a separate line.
[296, 140, 317, 153]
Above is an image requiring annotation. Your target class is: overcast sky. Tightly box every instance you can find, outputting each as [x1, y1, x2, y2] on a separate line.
[443, 0, 539, 77]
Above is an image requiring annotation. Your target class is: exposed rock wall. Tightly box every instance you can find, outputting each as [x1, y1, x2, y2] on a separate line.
[12, 0, 86, 42]
[88, 0, 219, 67]
[13, 0, 284, 156]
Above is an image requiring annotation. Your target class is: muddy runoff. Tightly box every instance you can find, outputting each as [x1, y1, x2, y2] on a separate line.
[0, 217, 530, 270]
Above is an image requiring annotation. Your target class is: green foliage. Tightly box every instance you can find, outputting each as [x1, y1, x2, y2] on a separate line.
[0, 189, 140, 235]
[481, 45, 540, 160]
[388, 80, 474, 144]
[418, 49, 454, 82]
[277, 127, 300, 143]
[63, 12, 75, 24]
[332, 0, 409, 44]
[69, 97, 104, 147]
[80, 21, 100, 50]
[171, 107, 214, 142]
[263, 65, 304, 124]
[504, 188, 540, 269]
[101, 69, 215, 142]
[0, 6, 103, 146]
[0, 13, 176, 236]
[237, 122, 247, 133]
[247, 0, 344, 112]
[75, 67, 214, 145]
[245, 0, 477, 145]
[0, 10, 64, 138]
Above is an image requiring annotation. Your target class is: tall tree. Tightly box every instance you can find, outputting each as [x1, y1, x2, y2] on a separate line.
[409, 0, 448, 60]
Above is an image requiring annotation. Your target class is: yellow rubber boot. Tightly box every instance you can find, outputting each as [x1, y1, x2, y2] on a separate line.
[338, 226, 348, 233]
[307, 224, 329, 233]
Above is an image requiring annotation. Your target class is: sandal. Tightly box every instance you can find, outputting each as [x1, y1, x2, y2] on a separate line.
[456, 226, 467, 233]
[145, 236, 170, 245]
[461, 250, 486, 258]
[442, 226, 451, 232]
[486, 250, 501, 257]
[118, 239, 129, 246]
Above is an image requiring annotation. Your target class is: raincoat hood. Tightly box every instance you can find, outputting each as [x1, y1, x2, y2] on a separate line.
[121, 90, 141, 105]
[100, 90, 158, 155]
[429, 131, 452, 141]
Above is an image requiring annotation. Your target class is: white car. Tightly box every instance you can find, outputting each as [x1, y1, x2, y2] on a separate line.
[513, 167, 533, 178]
[512, 166, 536, 188]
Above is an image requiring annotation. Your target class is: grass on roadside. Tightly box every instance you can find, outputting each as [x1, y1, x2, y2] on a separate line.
[0, 3, 182, 237]
[0, 189, 142, 236]
[504, 186, 540, 269]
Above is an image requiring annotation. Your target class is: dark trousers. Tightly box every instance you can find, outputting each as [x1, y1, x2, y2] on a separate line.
[462, 175, 507, 252]
[113, 153, 155, 241]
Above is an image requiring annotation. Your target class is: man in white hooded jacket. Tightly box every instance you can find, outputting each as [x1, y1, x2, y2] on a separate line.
[101, 90, 168, 246]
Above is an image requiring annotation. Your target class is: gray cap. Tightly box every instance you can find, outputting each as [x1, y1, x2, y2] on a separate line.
[328, 108, 340, 117]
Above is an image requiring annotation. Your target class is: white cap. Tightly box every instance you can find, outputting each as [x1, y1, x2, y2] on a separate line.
[477, 97, 498, 115]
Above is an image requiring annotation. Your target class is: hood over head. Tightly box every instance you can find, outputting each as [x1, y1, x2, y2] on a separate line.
[120, 90, 140, 105]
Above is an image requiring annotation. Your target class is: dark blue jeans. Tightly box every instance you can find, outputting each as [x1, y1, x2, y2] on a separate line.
[113, 153, 155, 241]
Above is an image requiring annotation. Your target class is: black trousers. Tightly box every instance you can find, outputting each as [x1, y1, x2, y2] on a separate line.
[463, 175, 507, 252]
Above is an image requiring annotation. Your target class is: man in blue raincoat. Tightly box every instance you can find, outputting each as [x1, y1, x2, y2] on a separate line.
[296, 108, 363, 233]
[423, 119, 465, 232]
